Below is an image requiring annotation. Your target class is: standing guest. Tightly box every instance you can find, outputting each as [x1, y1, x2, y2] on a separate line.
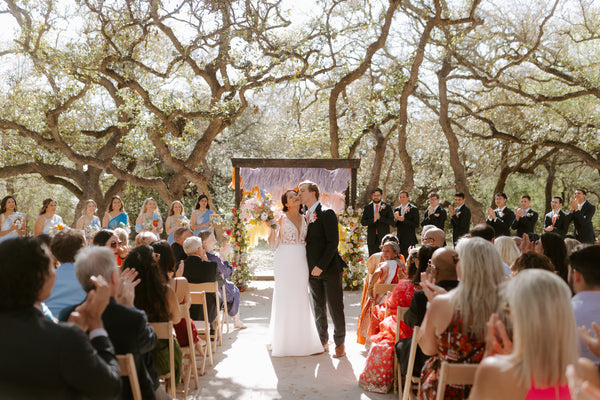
[93, 229, 125, 266]
[570, 189, 596, 243]
[417, 237, 506, 399]
[470, 269, 577, 400]
[199, 231, 246, 329]
[172, 227, 193, 263]
[361, 188, 395, 256]
[34, 198, 64, 236]
[135, 197, 163, 237]
[512, 195, 539, 237]
[486, 192, 515, 238]
[76, 199, 102, 242]
[569, 245, 600, 363]
[393, 190, 419, 259]
[448, 192, 471, 246]
[421, 192, 447, 231]
[0, 195, 26, 242]
[45, 229, 87, 318]
[165, 201, 188, 245]
[190, 194, 214, 236]
[544, 196, 570, 237]
[103, 195, 129, 231]
[0, 237, 121, 399]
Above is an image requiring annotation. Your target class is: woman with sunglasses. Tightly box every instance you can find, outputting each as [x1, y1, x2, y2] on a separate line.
[92, 230, 125, 266]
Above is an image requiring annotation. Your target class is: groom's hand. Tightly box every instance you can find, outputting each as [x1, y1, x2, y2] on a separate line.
[311, 266, 323, 277]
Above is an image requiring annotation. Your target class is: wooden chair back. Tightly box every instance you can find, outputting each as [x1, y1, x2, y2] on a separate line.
[392, 306, 409, 394]
[189, 288, 213, 367]
[174, 278, 200, 396]
[189, 281, 222, 350]
[402, 326, 421, 400]
[435, 361, 479, 400]
[149, 321, 176, 398]
[116, 353, 142, 400]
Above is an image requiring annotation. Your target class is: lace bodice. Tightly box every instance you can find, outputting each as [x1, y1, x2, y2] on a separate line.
[278, 214, 307, 245]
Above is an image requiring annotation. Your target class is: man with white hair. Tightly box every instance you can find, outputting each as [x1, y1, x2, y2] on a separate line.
[183, 236, 219, 326]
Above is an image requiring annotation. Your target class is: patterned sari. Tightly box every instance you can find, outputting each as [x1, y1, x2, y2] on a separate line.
[107, 212, 128, 230]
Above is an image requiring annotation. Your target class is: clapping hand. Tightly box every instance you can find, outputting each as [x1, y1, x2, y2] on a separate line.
[570, 197, 579, 212]
[515, 208, 524, 219]
[567, 364, 600, 400]
[448, 205, 455, 215]
[115, 268, 140, 307]
[579, 322, 600, 359]
[219, 242, 232, 260]
[175, 261, 184, 278]
[484, 313, 513, 357]
[520, 233, 534, 253]
[420, 279, 447, 302]
[487, 207, 495, 220]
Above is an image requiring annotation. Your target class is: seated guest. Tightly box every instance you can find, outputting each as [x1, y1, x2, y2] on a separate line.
[470, 269, 577, 399]
[199, 231, 246, 329]
[123, 245, 182, 386]
[565, 237, 582, 255]
[494, 236, 521, 268]
[421, 227, 445, 247]
[0, 237, 121, 398]
[360, 234, 400, 313]
[172, 227, 193, 263]
[471, 223, 512, 276]
[536, 232, 569, 282]
[113, 227, 131, 261]
[62, 246, 165, 400]
[417, 237, 505, 399]
[45, 229, 87, 318]
[135, 231, 158, 247]
[182, 236, 219, 325]
[93, 229, 125, 266]
[511, 252, 555, 276]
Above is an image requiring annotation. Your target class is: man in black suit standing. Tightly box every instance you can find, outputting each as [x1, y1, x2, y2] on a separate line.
[421, 192, 447, 231]
[299, 181, 346, 358]
[448, 192, 471, 245]
[486, 192, 515, 237]
[512, 195, 539, 237]
[183, 236, 219, 324]
[570, 189, 596, 243]
[361, 187, 395, 256]
[393, 191, 419, 258]
[544, 196, 570, 237]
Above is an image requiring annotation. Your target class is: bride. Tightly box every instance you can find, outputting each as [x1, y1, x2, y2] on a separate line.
[268, 189, 323, 357]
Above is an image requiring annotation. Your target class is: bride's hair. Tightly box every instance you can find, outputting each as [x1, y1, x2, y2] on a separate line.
[281, 189, 297, 212]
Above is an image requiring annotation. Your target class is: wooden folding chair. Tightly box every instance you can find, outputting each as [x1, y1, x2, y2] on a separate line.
[188, 287, 214, 367]
[393, 306, 409, 394]
[149, 321, 176, 398]
[373, 283, 397, 318]
[190, 282, 222, 351]
[402, 326, 421, 400]
[173, 279, 200, 398]
[435, 361, 479, 400]
[221, 283, 229, 333]
[116, 354, 142, 400]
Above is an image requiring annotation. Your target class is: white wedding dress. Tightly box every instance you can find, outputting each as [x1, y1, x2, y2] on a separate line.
[269, 214, 323, 357]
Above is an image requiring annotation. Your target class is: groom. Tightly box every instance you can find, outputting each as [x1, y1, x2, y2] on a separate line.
[298, 181, 346, 358]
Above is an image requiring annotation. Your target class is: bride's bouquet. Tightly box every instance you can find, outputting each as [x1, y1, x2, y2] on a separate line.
[243, 193, 280, 230]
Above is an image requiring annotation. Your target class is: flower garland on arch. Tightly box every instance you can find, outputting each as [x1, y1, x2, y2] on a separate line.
[338, 206, 367, 290]
[221, 208, 253, 291]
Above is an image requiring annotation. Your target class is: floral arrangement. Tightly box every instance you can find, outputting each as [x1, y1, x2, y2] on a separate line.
[225, 207, 253, 290]
[242, 191, 279, 229]
[338, 206, 366, 290]
[84, 223, 101, 238]
[177, 215, 190, 228]
[11, 212, 24, 229]
[49, 223, 65, 235]
[142, 216, 161, 231]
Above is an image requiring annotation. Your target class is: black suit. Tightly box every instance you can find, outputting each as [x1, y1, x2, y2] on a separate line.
[450, 204, 471, 245]
[487, 207, 515, 237]
[511, 209, 539, 237]
[393, 204, 419, 258]
[171, 242, 187, 264]
[421, 205, 447, 231]
[361, 201, 394, 256]
[0, 307, 121, 399]
[305, 202, 346, 347]
[61, 299, 159, 400]
[572, 201, 596, 243]
[183, 256, 219, 322]
[544, 210, 570, 237]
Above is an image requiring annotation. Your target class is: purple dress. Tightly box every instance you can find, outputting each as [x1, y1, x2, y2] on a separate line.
[206, 252, 240, 316]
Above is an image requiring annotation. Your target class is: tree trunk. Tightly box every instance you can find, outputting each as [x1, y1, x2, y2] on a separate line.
[359, 127, 389, 207]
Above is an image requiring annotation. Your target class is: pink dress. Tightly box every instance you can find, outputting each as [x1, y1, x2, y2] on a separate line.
[524, 383, 571, 400]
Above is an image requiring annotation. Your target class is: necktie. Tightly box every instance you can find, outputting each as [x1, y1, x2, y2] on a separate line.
[552, 214, 557, 226]
[375, 204, 379, 214]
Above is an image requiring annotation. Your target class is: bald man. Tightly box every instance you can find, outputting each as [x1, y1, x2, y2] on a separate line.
[421, 228, 445, 248]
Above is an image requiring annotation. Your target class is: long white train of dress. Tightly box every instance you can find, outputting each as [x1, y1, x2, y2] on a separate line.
[269, 216, 323, 357]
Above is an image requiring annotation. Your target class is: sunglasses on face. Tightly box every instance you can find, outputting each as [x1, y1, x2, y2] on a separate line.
[109, 240, 122, 248]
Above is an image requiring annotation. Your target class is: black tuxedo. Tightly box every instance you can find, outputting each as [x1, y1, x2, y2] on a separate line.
[171, 242, 187, 263]
[0, 307, 121, 399]
[487, 207, 515, 237]
[183, 256, 219, 322]
[511, 209, 539, 237]
[572, 201, 596, 243]
[544, 210, 570, 237]
[393, 204, 419, 258]
[61, 299, 159, 400]
[421, 205, 447, 231]
[361, 201, 394, 256]
[305, 202, 346, 347]
[450, 204, 471, 245]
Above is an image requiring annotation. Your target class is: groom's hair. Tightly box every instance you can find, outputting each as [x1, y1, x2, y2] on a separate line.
[299, 181, 320, 200]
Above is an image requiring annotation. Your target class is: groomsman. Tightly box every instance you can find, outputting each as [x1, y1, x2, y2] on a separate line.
[511, 195, 539, 237]
[570, 189, 596, 243]
[486, 192, 515, 238]
[393, 191, 419, 258]
[544, 196, 570, 237]
[361, 188, 395, 256]
[421, 192, 447, 231]
[448, 192, 471, 245]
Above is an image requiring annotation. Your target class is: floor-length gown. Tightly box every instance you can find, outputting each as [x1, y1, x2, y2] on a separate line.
[269, 215, 323, 357]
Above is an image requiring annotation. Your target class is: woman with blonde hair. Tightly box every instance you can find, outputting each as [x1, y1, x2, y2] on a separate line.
[76, 199, 101, 241]
[418, 237, 506, 399]
[135, 197, 163, 236]
[470, 269, 577, 399]
[494, 235, 520, 268]
[165, 200, 188, 244]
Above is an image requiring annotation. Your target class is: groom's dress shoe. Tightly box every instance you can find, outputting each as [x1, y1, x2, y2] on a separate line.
[333, 344, 345, 358]
[322, 343, 329, 352]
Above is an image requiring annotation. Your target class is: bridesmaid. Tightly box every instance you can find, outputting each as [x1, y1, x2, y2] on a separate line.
[102, 195, 129, 231]
[0, 195, 26, 242]
[190, 194, 214, 236]
[165, 200, 188, 244]
[34, 198, 64, 236]
[75, 199, 101, 241]
[135, 197, 163, 236]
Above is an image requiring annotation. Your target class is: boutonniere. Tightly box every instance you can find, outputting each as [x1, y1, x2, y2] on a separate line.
[434, 213, 440, 217]
[456, 212, 461, 217]
[309, 213, 318, 224]
[405, 207, 410, 213]
[526, 212, 533, 217]
[498, 211, 504, 218]
[380, 204, 386, 210]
